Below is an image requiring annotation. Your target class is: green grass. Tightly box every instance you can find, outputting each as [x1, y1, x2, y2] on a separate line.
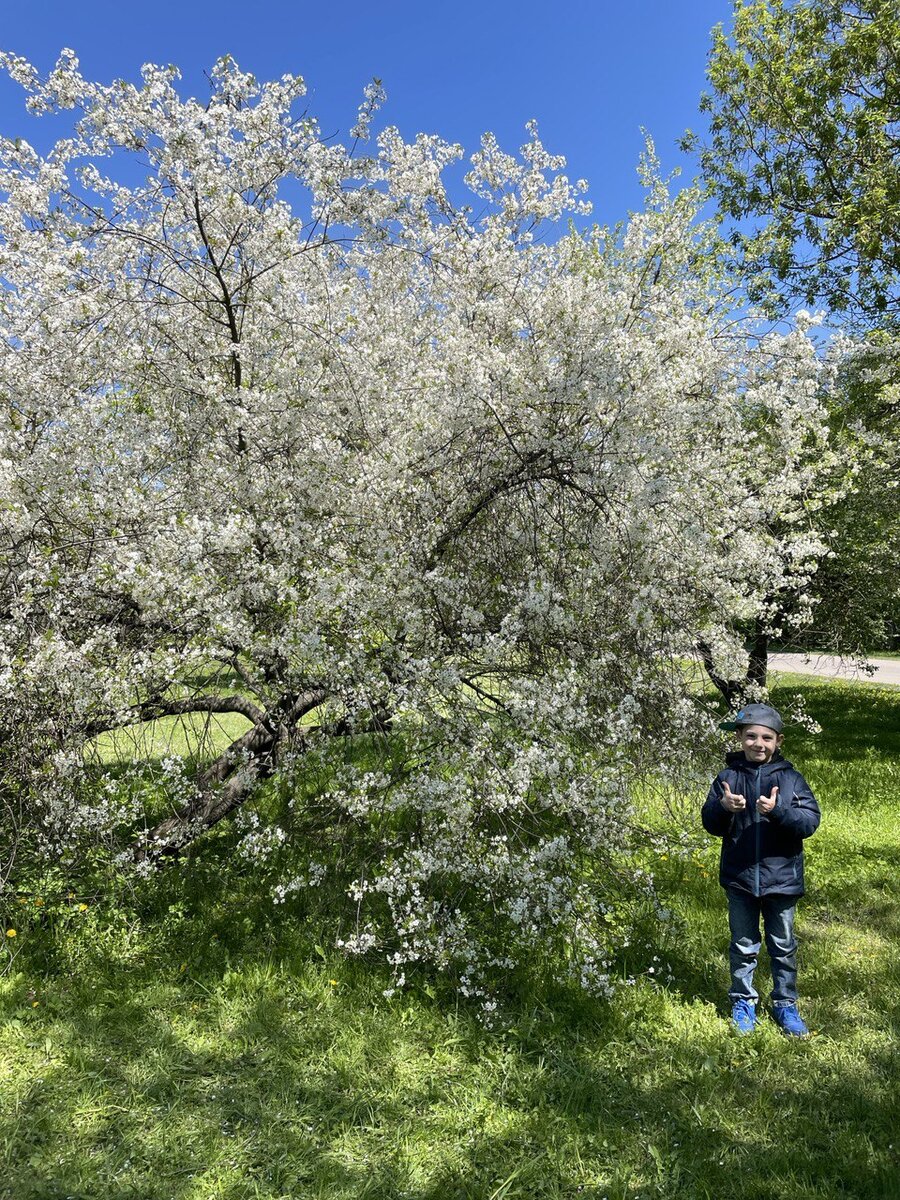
[1, 678, 899, 1200]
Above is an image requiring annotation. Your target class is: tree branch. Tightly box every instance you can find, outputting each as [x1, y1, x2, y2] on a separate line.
[137, 688, 329, 859]
[85, 694, 267, 738]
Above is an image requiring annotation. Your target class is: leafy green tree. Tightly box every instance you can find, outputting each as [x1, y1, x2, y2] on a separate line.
[799, 338, 900, 655]
[692, 0, 900, 662]
[693, 0, 900, 327]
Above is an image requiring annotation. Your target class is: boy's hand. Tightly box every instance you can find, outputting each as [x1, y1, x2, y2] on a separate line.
[757, 786, 779, 815]
[719, 781, 746, 812]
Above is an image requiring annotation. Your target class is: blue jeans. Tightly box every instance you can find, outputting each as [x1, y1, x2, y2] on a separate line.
[727, 890, 798, 1005]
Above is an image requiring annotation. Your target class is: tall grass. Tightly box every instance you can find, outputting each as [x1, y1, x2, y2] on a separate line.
[1, 676, 898, 1199]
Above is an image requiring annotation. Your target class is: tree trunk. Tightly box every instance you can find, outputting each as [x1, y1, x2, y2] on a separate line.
[697, 621, 769, 705]
[137, 689, 328, 860]
[747, 625, 769, 690]
[134, 691, 396, 862]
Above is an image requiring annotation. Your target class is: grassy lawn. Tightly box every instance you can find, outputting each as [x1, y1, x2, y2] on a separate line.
[1, 677, 898, 1199]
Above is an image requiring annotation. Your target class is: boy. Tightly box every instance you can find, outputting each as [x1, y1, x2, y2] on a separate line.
[701, 703, 820, 1036]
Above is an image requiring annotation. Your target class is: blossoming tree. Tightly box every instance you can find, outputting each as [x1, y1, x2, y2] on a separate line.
[0, 53, 832, 995]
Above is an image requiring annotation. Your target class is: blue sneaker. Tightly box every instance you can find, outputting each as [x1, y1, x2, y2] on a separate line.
[772, 1002, 809, 1037]
[730, 999, 757, 1034]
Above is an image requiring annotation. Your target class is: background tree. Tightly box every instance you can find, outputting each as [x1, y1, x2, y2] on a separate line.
[802, 335, 900, 656]
[690, 0, 900, 668]
[694, 0, 900, 326]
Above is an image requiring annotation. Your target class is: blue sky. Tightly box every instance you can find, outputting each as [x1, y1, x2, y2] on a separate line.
[0, 0, 734, 226]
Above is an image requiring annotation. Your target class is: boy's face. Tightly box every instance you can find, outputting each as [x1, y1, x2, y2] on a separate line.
[738, 723, 784, 764]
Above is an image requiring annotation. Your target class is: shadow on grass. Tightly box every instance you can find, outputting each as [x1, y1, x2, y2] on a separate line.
[3, 880, 899, 1200]
[768, 678, 900, 764]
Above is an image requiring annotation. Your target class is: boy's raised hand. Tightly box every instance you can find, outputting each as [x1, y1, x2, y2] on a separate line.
[719, 781, 746, 812]
[757, 785, 779, 815]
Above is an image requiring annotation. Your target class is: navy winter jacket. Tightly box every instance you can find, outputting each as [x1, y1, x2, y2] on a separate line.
[701, 751, 820, 897]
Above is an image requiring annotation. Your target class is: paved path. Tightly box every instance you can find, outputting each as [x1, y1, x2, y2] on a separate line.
[768, 652, 900, 686]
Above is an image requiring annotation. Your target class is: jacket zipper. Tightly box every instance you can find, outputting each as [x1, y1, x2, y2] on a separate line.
[754, 766, 761, 897]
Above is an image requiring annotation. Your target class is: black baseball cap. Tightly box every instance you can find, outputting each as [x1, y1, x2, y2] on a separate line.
[720, 703, 784, 733]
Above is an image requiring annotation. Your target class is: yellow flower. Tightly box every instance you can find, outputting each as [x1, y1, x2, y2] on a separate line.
[5, 929, 15, 938]
[77, 903, 88, 912]
[329, 979, 339, 986]
[35, 898, 43, 906]
[32, 1001, 39, 1007]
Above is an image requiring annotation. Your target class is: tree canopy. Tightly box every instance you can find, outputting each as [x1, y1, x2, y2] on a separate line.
[694, 0, 900, 327]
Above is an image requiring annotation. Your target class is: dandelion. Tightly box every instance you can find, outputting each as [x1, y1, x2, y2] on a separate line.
[77, 903, 88, 912]
[328, 979, 339, 986]
[6, 929, 15, 938]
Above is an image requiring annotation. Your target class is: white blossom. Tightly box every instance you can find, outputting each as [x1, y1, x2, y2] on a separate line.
[0, 54, 840, 995]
